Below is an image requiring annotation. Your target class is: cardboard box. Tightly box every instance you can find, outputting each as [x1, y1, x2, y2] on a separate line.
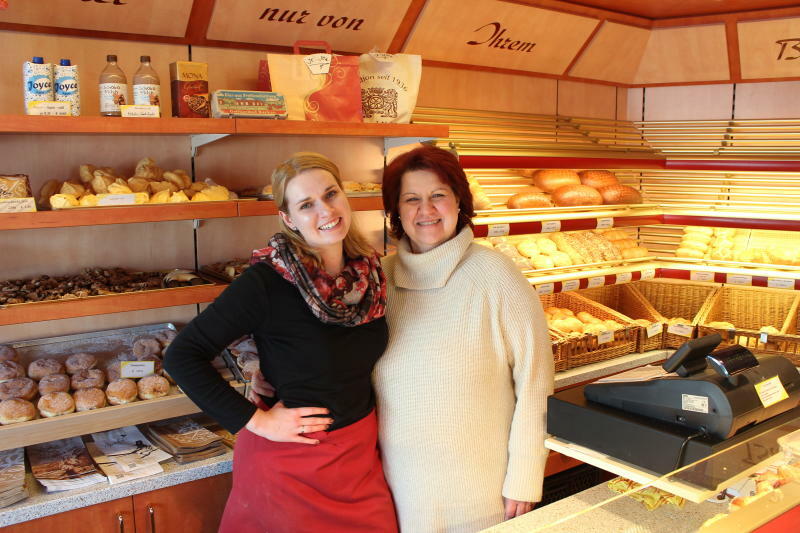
[211, 90, 287, 119]
[169, 61, 209, 118]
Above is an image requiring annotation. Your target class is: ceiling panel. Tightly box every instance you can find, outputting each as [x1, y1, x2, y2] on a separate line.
[560, 0, 800, 19]
[206, 0, 412, 53]
[404, 0, 598, 74]
[569, 22, 649, 83]
[738, 17, 800, 79]
[634, 24, 729, 84]
[0, 0, 192, 37]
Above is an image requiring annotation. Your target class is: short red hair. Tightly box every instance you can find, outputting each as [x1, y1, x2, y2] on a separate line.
[382, 145, 475, 240]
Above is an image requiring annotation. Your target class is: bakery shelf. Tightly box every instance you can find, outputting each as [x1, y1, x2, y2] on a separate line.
[234, 118, 448, 138]
[0, 115, 236, 135]
[0, 202, 239, 230]
[524, 259, 658, 294]
[0, 284, 227, 326]
[0, 381, 245, 452]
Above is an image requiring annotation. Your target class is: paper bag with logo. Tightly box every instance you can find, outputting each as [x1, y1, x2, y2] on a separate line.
[359, 52, 421, 124]
[267, 41, 362, 122]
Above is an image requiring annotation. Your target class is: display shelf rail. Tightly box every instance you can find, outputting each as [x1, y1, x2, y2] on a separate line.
[525, 260, 657, 294]
[0, 381, 245, 452]
[0, 283, 227, 326]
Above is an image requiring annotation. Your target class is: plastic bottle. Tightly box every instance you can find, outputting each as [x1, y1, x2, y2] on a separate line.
[99, 54, 128, 117]
[23, 56, 54, 113]
[133, 55, 161, 114]
[55, 59, 81, 116]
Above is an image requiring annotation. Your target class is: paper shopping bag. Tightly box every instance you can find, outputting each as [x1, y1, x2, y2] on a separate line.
[359, 52, 422, 124]
[267, 41, 362, 122]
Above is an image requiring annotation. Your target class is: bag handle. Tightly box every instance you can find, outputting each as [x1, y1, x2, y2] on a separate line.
[293, 41, 332, 55]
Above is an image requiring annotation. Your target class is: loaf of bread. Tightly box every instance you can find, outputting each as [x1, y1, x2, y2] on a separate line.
[551, 185, 603, 207]
[533, 169, 581, 193]
[597, 184, 643, 204]
[579, 170, 619, 189]
[507, 191, 552, 209]
[468, 178, 493, 210]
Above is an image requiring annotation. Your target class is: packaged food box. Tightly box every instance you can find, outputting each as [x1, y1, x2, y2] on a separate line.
[169, 61, 209, 118]
[210, 90, 287, 119]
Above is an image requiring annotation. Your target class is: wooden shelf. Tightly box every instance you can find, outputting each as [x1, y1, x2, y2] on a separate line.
[0, 382, 245, 452]
[234, 119, 448, 138]
[0, 115, 236, 134]
[0, 284, 226, 326]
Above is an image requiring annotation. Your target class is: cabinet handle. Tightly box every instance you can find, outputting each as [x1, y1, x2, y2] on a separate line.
[117, 514, 125, 533]
[148, 504, 156, 533]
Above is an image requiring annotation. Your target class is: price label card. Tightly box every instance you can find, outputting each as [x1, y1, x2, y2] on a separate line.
[596, 217, 614, 229]
[541, 220, 561, 233]
[727, 274, 753, 286]
[121, 104, 160, 118]
[98, 194, 136, 206]
[690, 271, 714, 282]
[755, 376, 789, 408]
[536, 283, 554, 295]
[640, 268, 656, 280]
[616, 272, 633, 284]
[121, 361, 155, 379]
[768, 277, 795, 289]
[587, 276, 605, 288]
[27, 101, 71, 116]
[597, 330, 614, 344]
[646, 322, 663, 338]
[562, 279, 580, 292]
[487, 223, 510, 237]
[0, 197, 36, 213]
[304, 53, 331, 74]
[760, 332, 769, 344]
[667, 323, 693, 337]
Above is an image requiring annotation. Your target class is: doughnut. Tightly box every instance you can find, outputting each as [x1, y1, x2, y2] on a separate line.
[237, 351, 258, 368]
[74, 387, 107, 412]
[106, 361, 122, 382]
[0, 361, 25, 383]
[241, 359, 260, 381]
[27, 358, 64, 381]
[38, 373, 70, 395]
[154, 329, 177, 348]
[38, 391, 75, 418]
[71, 368, 105, 390]
[0, 398, 36, 424]
[135, 353, 163, 375]
[137, 375, 170, 400]
[106, 379, 138, 405]
[0, 345, 19, 362]
[132, 336, 162, 357]
[0, 377, 37, 401]
[65, 352, 97, 375]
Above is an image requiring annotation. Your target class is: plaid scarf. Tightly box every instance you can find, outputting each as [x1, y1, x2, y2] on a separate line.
[250, 233, 386, 327]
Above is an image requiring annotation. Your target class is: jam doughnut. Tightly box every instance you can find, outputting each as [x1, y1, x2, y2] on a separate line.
[0, 361, 25, 382]
[106, 379, 138, 405]
[74, 387, 107, 411]
[0, 398, 36, 424]
[38, 391, 75, 417]
[65, 352, 97, 375]
[0, 345, 19, 363]
[137, 375, 170, 400]
[0, 377, 37, 401]
[71, 368, 105, 390]
[27, 358, 64, 381]
[38, 373, 70, 395]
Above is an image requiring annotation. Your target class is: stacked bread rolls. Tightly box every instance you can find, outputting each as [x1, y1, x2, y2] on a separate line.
[598, 228, 649, 259]
[544, 307, 624, 337]
[506, 169, 643, 209]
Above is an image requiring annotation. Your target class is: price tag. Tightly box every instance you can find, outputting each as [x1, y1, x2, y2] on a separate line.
[120, 361, 155, 379]
[541, 220, 561, 233]
[667, 323, 693, 337]
[536, 283, 554, 295]
[754, 376, 789, 408]
[760, 332, 769, 344]
[682, 394, 709, 414]
[690, 271, 714, 282]
[0, 197, 36, 213]
[596, 217, 613, 229]
[303, 53, 331, 74]
[597, 330, 614, 344]
[587, 276, 605, 288]
[616, 272, 633, 284]
[98, 194, 136, 206]
[562, 279, 580, 292]
[368, 52, 394, 63]
[768, 277, 795, 289]
[727, 274, 752, 286]
[640, 268, 656, 280]
[646, 322, 663, 338]
[121, 104, 160, 118]
[27, 101, 71, 116]
[487, 223, 510, 237]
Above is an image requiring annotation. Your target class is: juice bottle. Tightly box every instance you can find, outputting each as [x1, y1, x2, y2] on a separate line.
[133, 55, 161, 114]
[99, 54, 127, 117]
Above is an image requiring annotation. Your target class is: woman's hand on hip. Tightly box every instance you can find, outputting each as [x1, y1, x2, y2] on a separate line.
[503, 497, 535, 520]
[245, 401, 333, 445]
[246, 369, 275, 404]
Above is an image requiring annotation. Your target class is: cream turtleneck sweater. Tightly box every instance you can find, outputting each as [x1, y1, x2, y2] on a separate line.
[374, 226, 554, 533]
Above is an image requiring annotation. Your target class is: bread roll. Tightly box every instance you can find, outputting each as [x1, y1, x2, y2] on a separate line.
[683, 231, 712, 244]
[150, 189, 170, 204]
[79, 164, 97, 184]
[169, 190, 190, 203]
[621, 247, 649, 259]
[107, 181, 133, 195]
[676, 247, 704, 259]
[597, 185, 642, 205]
[579, 170, 619, 189]
[127, 177, 150, 193]
[90, 171, 114, 194]
[516, 241, 540, 258]
[532, 255, 555, 270]
[533, 169, 581, 193]
[79, 194, 99, 207]
[536, 238, 558, 254]
[603, 229, 630, 242]
[60, 181, 85, 197]
[710, 248, 734, 261]
[680, 239, 708, 252]
[49, 193, 78, 209]
[507, 191, 552, 209]
[551, 185, 603, 207]
[548, 251, 572, 267]
[612, 239, 637, 250]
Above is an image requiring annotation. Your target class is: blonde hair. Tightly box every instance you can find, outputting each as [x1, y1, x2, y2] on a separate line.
[271, 152, 375, 263]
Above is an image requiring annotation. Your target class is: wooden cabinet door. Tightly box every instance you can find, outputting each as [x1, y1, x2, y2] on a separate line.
[0, 497, 135, 533]
[132, 473, 232, 533]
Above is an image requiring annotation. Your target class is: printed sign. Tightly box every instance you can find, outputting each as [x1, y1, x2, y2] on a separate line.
[597, 330, 614, 344]
[755, 376, 789, 408]
[536, 283, 554, 295]
[587, 276, 605, 288]
[541, 220, 561, 233]
[596, 217, 613, 229]
[562, 279, 580, 292]
[615, 272, 633, 284]
[487, 223, 510, 237]
[682, 394, 709, 414]
[646, 322, 662, 338]
[120, 361, 155, 379]
[690, 271, 714, 282]
[768, 277, 794, 289]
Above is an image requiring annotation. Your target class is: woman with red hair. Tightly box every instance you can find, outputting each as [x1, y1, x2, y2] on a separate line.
[374, 144, 553, 532]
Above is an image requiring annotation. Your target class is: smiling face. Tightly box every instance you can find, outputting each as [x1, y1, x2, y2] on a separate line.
[398, 169, 460, 254]
[280, 168, 352, 252]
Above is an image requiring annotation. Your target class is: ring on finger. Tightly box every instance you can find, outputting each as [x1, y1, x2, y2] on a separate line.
[299, 425, 305, 434]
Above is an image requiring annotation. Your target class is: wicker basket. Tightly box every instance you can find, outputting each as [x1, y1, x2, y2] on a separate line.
[696, 286, 800, 362]
[541, 292, 638, 369]
[632, 280, 720, 349]
[548, 329, 569, 372]
[579, 284, 665, 353]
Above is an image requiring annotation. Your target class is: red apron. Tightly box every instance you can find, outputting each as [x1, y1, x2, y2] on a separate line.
[219, 409, 398, 533]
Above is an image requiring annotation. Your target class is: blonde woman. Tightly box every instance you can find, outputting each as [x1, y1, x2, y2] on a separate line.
[164, 153, 398, 533]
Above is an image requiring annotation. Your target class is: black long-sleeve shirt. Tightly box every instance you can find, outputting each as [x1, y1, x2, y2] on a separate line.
[163, 262, 388, 433]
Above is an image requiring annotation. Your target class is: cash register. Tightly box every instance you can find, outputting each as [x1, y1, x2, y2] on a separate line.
[547, 334, 800, 487]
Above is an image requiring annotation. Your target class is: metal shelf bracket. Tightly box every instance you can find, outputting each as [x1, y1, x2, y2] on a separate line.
[191, 134, 230, 157]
